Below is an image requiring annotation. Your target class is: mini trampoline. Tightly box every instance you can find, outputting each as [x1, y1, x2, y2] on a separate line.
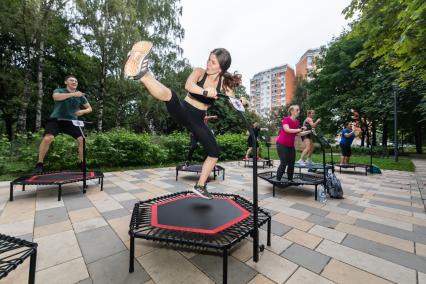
[175, 164, 225, 181]
[242, 158, 272, 169]
[334, 163, 369, 176]
[294, 162, 333, 174]
[10, 171, 104, 201]
[129, 191, 271, 284]
[0, 234, 37, 284]
[258, 171, 325, 199]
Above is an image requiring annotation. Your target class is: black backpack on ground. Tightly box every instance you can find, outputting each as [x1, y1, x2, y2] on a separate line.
[326, 172, 343, 199]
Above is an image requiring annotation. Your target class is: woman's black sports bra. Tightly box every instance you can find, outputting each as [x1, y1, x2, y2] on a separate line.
[188, 72, 222, 105]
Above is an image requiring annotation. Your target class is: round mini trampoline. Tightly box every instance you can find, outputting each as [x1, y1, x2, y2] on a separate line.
[129, 191, 271, 284]
[175, 164, 225, 181]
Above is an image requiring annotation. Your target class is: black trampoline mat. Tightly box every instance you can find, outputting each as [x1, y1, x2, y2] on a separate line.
[178, 164, 223, 172]
[151, 195, 250, 234]
[25, 171, 96, 183]
[294, 163, 333, 170]
[243, 158, 268, 162]
[336, 163, 369, 168]
[258, 172, 323, 186]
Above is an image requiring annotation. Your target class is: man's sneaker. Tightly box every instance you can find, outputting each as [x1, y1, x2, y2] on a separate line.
[297, 160, 305, 166]
[184, 161, 190, 168]
[35, 162, 44, 174]
[192, 184, 212, 199]
[78, 162, 88, 172]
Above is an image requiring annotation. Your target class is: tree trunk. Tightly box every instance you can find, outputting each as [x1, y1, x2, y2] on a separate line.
[415, 123, 423, 154]
[372, 121, 377, 146]
[4, 115, 13, 141]
[35, 40, 44, 132]
[97, 72, 106, 131]
[16, 67, 31, 133]
[382, 118, 388, 147]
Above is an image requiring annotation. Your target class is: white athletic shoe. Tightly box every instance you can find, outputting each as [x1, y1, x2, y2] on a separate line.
[307, 159, 313, 165]
[297, 160, 305, 166]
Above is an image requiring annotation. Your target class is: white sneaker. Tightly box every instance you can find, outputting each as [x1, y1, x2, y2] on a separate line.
[297, 160, 305, 166]
[307, 159, 313, 165]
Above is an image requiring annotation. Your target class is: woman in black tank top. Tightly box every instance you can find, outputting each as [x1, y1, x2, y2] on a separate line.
[298, 110, 321, 166]
[124, 41, 246, 199]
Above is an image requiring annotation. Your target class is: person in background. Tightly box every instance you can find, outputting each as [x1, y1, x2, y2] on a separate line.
[276, 105, 312, 181]
[244, 122, 268, 160]
[339, 122, 356, 165]
[35, 75, 92, 173]
[298, 110, 321, 166]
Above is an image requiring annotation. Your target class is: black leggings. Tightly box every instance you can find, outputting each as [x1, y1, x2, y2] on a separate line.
[276, 143, 296, 181]
[166, 91, 219, 158]
[187, 134, 198, 161]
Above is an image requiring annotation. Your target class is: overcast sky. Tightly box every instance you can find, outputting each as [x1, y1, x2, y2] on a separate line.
[180, 0, 352, 87]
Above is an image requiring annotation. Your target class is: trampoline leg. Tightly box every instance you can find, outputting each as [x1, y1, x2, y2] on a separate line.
[214, 169, 217, 180]
[129, 236, 135, 273]
[267, 219, 271, 246]
[273, 184, 276, 197]
[315, 185, 318, 201]
[22, 184, 25, 191]
[223, 169, 225, 181]
[9, 183, 13, 201]
[58, 184, 62, 201]
[222, 249, 228, 284]
[101, 178, 104, 191]
[29, 249, 37, 284]
[176, 169, 178, 181]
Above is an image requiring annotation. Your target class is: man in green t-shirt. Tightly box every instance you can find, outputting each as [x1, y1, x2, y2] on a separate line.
[35, 75, 92, 173]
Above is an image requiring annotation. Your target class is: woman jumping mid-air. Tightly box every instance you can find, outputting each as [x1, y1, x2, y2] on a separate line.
[276, 105, 312, 181]
[297, 110, 321, 166]
[124, 41, 244, 199]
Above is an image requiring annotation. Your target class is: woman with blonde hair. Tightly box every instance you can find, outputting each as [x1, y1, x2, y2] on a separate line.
[297, 110, 321, 166]
[276, 105, 312, 181]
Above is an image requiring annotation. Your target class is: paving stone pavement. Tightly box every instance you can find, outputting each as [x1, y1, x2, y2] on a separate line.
[0, 158, 425, 284]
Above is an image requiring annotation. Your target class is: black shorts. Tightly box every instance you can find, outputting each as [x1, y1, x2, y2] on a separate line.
[247, 138, 260, 148]
[301, 134, 313, 142]
[44, 118, 84, 139]
[340, 144, 352, 157]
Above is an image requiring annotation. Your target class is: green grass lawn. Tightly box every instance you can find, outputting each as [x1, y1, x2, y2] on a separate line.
[260, 148, 415, 172]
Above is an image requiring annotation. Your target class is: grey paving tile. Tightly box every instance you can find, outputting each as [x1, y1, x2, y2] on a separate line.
[281, 243, 330, 273]
[414, 225, 426, 235]
[306, 214, 338, 228]
[17, 233, 33, 242]
[63, 195, 93, 211]
[370, 199, 425, 213]
[127, 188, 146, 194]
[35, 206, 68, 227]
[78, 278, 93, 284]
[119, 199, 138, 211]
[342, 234, 426, 273]
[101, 208, 131, 220]
[77, 226, 126, 264]
[261, 220, 291, 236]
[337, 202, 365, 212]
[88, 250, 150, 284]
[355, 219, 426, 244]
[290, 204, 328, 217]
[103, 186, 126, 194]
[190, 254, 257, 284]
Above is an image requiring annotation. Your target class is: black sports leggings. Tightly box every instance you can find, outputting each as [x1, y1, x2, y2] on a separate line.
[187, 134, 198, 161]
[166, 91, 219, 158]
[276, 143, 296, 181]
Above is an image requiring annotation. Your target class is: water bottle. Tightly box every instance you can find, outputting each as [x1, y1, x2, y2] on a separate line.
[319, 185, 327, 203]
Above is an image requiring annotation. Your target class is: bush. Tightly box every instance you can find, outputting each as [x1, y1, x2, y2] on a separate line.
[0, 130, 248, 175]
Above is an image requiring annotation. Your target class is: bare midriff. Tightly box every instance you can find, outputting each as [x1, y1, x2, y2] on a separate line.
[184, 95, 210, 111]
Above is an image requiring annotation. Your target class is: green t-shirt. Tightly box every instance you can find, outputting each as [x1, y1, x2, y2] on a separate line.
[49, 88, 89, 120]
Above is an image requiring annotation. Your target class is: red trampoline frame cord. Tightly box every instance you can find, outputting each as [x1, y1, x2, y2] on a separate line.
[26, 171, 95, 183]
[151, 194, 251, 234]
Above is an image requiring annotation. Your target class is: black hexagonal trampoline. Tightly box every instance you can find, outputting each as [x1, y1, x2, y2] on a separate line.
[129, 191, 271, 284]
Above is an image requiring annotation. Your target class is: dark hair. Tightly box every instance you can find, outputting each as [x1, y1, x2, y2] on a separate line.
[344, 122, 351, 127]
[64, 75, 77, 81]
[211, 48, 241, 90]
